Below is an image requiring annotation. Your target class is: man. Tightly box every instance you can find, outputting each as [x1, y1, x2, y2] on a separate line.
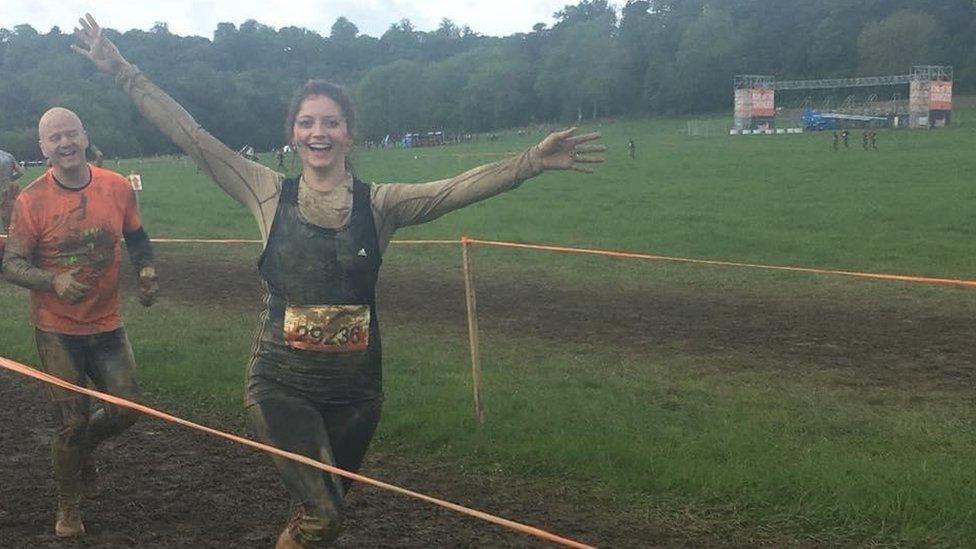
[0, 148, 26, 271]
[2, 107, 159, 538]
[275, 146, 286, 169]
[1, 148, 26, 228]
[88, 143, 105, 167]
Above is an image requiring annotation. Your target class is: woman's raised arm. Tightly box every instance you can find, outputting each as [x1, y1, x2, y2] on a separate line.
[73, 13, 281, 241]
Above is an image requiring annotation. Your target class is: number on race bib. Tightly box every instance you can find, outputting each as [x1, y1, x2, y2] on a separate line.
[283, 305, 370, 352]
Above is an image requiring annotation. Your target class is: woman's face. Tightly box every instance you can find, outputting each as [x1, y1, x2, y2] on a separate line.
[292, 94, 351, 173]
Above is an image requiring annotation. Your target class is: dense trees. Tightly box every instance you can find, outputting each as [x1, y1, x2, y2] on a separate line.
[2, 0, 974, 159]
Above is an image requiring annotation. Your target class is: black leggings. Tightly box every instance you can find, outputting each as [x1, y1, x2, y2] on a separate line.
[248, 394, 381, 545]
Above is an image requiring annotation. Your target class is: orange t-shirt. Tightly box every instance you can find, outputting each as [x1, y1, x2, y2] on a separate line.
[7, 165, 141, 335]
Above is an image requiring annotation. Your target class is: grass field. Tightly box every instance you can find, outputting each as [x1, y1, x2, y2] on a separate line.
[3, 110, 976, 546]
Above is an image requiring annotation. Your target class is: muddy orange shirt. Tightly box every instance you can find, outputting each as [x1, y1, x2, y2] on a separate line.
[8, 165, 141, 335]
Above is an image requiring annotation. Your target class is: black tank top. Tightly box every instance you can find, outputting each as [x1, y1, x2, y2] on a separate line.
[247, 177, 383, 405]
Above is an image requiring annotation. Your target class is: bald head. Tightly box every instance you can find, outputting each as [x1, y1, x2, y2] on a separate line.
[38, 107, 85, 138]
[38, 107, 89, 175]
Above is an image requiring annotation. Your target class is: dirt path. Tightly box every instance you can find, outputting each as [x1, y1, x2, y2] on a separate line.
[2, 369, 714, 548]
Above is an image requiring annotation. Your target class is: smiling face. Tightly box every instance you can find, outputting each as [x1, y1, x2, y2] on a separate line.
[38, 108, 89, 173]
[291, 95, 351, 174]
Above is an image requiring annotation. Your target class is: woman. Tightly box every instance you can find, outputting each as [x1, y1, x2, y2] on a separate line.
[74, 14, 605, 548]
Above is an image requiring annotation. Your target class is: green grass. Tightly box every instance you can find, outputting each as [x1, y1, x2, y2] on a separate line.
[15, 107, 972, 277]
[5, 109, 976, 545]
[379, 327, 976, 545]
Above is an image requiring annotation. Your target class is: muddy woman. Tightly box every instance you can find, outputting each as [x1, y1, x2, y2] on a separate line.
[75, 13, 605, 548]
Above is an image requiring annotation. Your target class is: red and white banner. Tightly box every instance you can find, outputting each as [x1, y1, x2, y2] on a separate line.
[750, 89, 775, 117]
[929, 81, 952, 111]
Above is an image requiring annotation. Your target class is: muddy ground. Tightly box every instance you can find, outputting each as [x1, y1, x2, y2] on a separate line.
[2, 247, 974, 548]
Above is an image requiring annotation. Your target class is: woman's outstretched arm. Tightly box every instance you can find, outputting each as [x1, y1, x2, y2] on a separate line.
[73, 13, 281, 242]
[371, 128, 605, 250]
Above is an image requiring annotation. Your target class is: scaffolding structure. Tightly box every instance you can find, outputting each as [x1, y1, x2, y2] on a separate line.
[733, 75, 775, 131]
[909, 65, 953, 128]
[732, 66, 953, 131]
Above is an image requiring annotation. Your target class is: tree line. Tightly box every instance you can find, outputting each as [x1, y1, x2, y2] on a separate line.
[2, 0, 974, 159]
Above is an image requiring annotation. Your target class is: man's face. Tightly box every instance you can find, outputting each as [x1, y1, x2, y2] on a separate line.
[38, 111, 89, 172]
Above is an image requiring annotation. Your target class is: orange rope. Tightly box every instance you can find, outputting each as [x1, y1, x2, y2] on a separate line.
[152, 237, 261, 244]
[462, 237, 976, 289]
[149, 238, 459, 245]
[0, 356, 594, 549]
[23, 233, 973, 289]
[388, 239, 460, 245]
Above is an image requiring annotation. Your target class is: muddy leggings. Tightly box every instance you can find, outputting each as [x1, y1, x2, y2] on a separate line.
[34, 328, 141, 502]
[248, 394, 382, 546]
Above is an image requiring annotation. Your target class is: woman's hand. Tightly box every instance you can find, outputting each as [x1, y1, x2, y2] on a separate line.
[536, 127, 607, 173]
[71, 13, 128, 76]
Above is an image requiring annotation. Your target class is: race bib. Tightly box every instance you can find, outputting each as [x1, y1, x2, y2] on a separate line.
[283, 304, 370, 352]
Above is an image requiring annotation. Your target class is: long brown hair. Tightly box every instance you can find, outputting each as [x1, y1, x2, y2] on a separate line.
[284, 80, 356, 173]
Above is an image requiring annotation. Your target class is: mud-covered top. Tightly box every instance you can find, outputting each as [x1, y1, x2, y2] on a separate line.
[5, 166, 142, 334]
[114, 64, 545, 247]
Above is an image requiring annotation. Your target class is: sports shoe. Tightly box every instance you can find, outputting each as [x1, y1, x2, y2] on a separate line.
[276, 505, 310, 548]
[275, 527, 304, 549]
[55, 497, 85, 538]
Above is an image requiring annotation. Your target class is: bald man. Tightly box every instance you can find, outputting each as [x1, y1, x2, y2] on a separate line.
[2, 108, 158, 538]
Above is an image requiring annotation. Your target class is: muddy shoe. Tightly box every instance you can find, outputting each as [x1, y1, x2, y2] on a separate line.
[275, 527, 305, 549]
[276, 507, 306, 549]
[55, 498, 85, 538]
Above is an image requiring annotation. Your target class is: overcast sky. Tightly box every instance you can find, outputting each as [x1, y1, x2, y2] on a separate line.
[2, 0, 610, 40]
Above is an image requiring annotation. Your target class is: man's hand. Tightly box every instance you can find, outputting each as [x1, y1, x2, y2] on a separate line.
[52, 268, 91, 305]
[535, 127, 606, 173]
[138, 265, 158, 307]
[71, 13, 128, 76]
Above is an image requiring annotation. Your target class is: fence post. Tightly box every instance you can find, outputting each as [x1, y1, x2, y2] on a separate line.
[461, 235, 485, 426]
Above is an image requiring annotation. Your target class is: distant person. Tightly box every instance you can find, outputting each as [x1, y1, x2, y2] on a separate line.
[239, 144, 258, 161]
[89, 143, 105, 167]
[76, 14, 605, 548]
[2, 107, 159, 538]
[869, 131, 878, 151]
[126, 171, 142, 190]
[1, 148, 26, 231]
[831, 132, 838, 151]
[841, 129, 849, 149]
[127, 171, 143, 205]
[275, 146, 286, 169]
[861, 131, 869, 151]
[628, 138, 635, 159]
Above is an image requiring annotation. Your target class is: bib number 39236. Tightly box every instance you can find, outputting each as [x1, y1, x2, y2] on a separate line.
[283, 304, 370, 352]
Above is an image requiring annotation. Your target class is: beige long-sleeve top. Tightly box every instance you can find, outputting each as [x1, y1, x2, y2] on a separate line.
[115, 64, 545, 251]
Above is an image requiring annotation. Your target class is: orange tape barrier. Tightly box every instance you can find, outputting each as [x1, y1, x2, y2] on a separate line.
[152, 237, 261, 244]
[0, 356, 594, 549]
[21, 233, 972, 289]
[462, 237, 976, 290]
[150, 238, 459, 245]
